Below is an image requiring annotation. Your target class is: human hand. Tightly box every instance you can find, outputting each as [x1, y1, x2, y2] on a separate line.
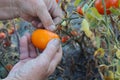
[4, 34, 62, 80]
[0, 0, 63, 31]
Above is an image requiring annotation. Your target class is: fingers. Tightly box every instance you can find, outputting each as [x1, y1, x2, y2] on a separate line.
[51, 45, 62, 66]
[32, 20, 44, 28]
[37, 0, 56, 31]
[25, 33, 38, 58]
[39, 39, 60, 62]
[0, 7, 19, 20]
[47, 46, 62, 75]
[51, 0, 63, 25]
[20, 36, 29, 60]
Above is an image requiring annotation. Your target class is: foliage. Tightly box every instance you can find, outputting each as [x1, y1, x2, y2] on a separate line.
[0, 0, 120, 80]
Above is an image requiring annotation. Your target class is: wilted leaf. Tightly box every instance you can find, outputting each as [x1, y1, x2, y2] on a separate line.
[84, 7, 103, 28]
[81, 19, 95, 39]
[104, 71, 114, 80]
[115, 60, 120, 79]
[87, 7, 103, 20]
[74, 0, 81, 6]
[81, 19, 90, 31]
[116, 49, 120, 59]
[61, 21, 67, 27]
[94, 48, 105, 57]
[0, 22, 4, 28]
[95, 37, 101, 48]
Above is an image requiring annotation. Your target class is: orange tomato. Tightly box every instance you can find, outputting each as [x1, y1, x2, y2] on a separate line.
[31, 29, 59, 50]
[0, 32, 6, 39]
[77, 6, 83, 15]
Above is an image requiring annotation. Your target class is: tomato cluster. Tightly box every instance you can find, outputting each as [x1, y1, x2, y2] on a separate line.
[95, 0, 119, 15]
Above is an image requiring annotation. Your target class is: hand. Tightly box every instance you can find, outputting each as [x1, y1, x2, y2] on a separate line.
[4, 34, 62, 80]
[0, 0, 63, 31]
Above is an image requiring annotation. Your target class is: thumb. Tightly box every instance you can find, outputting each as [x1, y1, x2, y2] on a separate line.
[38, 39, 60, 62]
[37, 0, 56, 31]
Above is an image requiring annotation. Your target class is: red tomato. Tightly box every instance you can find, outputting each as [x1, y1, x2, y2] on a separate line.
[95, 0, 119, 15]
[77, 6, 83, 15]
[5, 64, 13, 71]
[0, 32, 6, 39]
[56, 0, 59, 3]
[70, 30, 78, 36]
[61, 36, 70, 43]
[4, 41, 11, 47]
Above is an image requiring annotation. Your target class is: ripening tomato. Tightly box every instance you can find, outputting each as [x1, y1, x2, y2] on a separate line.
[0, 32, 6, 39]
[70, 30, 78, 36]
[77, 6, 83, 15]
[31, 29, 59, 50]
[95, 0, 119, 15]
[5, 64, 13, 71]
[61, 36, 70, 43]
[4, 41, 11, 47]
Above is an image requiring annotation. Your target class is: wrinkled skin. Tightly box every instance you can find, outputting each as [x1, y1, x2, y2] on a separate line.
[0, 0, 63, 79]
[0, 0, 63, 31]
[4, 34, 62, 80]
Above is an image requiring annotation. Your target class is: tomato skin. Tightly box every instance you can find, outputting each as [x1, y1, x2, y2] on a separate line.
[61, 36, 70, 43]
[0, 32, 6, 39]
[4, 41, 11, 47]
[70, 30, 78, 36]
[56, 0, 59, 3]
[111, 0, 119, 8]
[95, 0, 119, 15]
[77, 6, 83, 15]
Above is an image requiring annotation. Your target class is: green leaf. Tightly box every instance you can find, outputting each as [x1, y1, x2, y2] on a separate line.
[84, 7, 103, 28]
[86, 7, 103, 20]
[82, 4, 89, 12]
[74, 0, 81, 7]
[115, 60, 120, 78]
[110, 7, 120, 16]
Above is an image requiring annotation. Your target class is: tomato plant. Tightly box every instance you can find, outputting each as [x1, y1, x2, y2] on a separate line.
[31, 29, 59, 50]
[95, 0, 119, 15]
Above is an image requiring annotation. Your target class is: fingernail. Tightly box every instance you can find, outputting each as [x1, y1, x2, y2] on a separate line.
[47, 25, 56, 31]
[49, 39, 60, 46]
